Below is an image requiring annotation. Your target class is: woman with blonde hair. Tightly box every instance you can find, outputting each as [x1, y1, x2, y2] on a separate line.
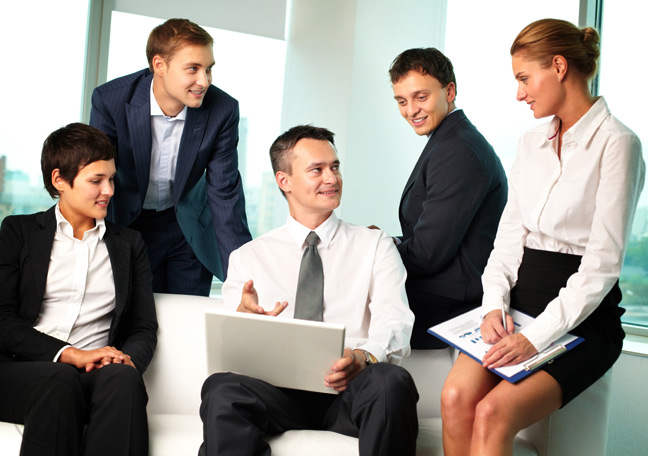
[440, 18, 644, 455]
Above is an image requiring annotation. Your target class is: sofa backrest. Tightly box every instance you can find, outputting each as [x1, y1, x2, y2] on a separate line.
[145, 292, 453, 420]
[144, 293, 223, 416]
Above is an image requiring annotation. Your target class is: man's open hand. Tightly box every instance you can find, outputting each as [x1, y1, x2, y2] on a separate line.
[236, 280, 288, 316]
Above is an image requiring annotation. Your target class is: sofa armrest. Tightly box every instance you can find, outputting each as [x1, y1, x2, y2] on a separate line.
[517, 370, 612, 456]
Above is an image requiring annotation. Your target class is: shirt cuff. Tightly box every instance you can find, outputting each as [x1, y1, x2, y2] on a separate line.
[354, 342, 388, 363]
[53, 345, 72, 362]
[520, 312, 563, 353]
[481, 287, 509, 315]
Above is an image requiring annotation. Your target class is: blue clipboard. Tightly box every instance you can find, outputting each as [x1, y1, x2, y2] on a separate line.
[428, 307, 584, 383]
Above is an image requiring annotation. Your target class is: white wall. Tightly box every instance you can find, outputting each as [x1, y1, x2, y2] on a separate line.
[280, 0, 448, 234]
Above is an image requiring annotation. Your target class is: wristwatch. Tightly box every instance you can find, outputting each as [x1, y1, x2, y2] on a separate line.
[359, 349, 378, 366]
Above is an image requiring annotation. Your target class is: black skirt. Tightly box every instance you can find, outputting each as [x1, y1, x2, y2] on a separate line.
[510, 248, 625, 406]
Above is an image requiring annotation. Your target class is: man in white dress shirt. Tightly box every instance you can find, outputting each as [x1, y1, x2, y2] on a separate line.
[198, 125, 418, 456]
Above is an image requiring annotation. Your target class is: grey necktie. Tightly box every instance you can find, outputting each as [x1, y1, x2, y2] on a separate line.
[294, 231, 324, 321]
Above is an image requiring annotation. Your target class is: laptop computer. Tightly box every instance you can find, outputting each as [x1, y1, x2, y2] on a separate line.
[205, 309, 346, 394]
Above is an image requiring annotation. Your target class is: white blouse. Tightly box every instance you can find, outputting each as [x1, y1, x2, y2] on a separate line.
[36, 204, 116, 359]
[482, 97, 645, 352]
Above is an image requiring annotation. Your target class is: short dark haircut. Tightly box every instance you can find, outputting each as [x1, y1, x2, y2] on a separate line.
[41, 123, 116, 198]
[389, 48, 457, 94]
[146, 18, 214, 71]
[269, 125, 336, 175]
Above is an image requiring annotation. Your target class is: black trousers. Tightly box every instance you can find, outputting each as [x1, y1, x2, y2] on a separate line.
[0, 361, 149, 456]
[130, 208, 213, 296]
[199, 363, 419, 456]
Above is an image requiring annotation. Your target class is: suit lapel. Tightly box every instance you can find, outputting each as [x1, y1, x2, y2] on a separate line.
[27, 209, 57, 319]
[399, 110, 467, 208]
[400, 131, 441, 208]
[174, 105, 209, 204]
[104, 223, 129, 330]
[400, 137, 433, 204]
[125, 74, 154, 201]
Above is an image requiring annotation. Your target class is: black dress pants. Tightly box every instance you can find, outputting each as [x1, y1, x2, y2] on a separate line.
[199, 363, 419, 456]
[0, 361, 149, 456]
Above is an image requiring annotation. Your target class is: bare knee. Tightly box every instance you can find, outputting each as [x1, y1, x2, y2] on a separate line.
[472, 397, 514, 442]
[441, 380, 474, 422]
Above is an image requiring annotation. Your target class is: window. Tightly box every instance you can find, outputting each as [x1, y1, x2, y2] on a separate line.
[106, 11, 287, 238]
[446, 0, 647, 329]
[445, 0, 580, 173]
[0, 0, 89, 221]
[599, 0, 648, 328]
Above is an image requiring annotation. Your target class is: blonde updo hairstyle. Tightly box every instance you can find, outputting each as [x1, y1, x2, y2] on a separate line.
[511, 18, 600, 81]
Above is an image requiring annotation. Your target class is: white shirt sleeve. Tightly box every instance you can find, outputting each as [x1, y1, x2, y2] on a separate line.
[359, 231, 413, 364]
[522, 132, 644, 351]
[222, 248, 246, 311]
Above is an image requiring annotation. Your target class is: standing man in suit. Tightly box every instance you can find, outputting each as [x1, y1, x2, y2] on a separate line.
[90, 18, 251, 296]
[387, 48, 508, 348]
[0, 123, 157, 455]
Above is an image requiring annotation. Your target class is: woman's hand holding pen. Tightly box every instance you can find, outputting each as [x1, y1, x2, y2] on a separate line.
[481, 309, 514, 343]
[481, 310, 537, 368]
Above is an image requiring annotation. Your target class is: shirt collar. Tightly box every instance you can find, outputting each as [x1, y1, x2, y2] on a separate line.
[543, 96, 610, 144]
[285, 212, 340, 249]
[150, 79, 188, 120]
[55, 203, 106, 240]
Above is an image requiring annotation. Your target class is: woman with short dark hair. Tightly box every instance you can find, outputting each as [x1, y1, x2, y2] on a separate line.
[0, 123, 157, 456]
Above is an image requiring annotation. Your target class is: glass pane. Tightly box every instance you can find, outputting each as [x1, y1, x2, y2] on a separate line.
[600, 0, 648, 328]
[445, 0, 580, 173]
[0, 0, 89, 221]
[106, 12, 287, 239]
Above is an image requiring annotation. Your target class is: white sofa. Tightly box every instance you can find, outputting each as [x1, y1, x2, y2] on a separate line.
[1, 293, 612, 455]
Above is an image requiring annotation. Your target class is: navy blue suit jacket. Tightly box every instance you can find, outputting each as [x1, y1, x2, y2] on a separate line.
[0, 207, 158, 374]
[90, 69, 251, 280]
[398, 110, 507, 348]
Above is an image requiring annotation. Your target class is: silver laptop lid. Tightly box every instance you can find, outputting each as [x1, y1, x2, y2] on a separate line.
[205, 309, 345, 394]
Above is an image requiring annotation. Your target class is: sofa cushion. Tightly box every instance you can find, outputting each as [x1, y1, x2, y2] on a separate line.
[148, 414, 203, 456]
[0, 423, 21, 455]
[262, 418, 538, 456]
[266, 430, 358, 455]
[417, 418, 538, 456]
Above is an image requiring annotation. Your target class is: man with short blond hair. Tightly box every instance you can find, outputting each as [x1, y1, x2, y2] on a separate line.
[90, 18, 251, 296]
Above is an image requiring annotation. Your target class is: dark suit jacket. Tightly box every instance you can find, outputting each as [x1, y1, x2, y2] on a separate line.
[89, 69, 252, 280]
[398, 110, 507, 347]
[0, 207, 158, 374]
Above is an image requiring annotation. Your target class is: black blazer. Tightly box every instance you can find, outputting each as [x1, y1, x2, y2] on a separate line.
[0, 207, 158, 374]
[398, 110, 507, 340]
